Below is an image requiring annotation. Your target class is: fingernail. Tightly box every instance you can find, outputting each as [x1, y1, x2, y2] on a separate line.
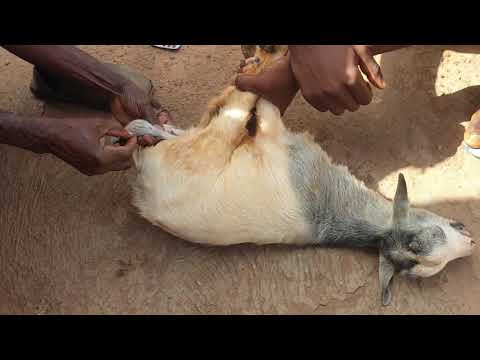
[158, 111, 171, 124]
[378, 70, 386, 88]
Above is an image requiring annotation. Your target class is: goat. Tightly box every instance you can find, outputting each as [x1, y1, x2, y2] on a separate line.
[126, 45, 475, 306]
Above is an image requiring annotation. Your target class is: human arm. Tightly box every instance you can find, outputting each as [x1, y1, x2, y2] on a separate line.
[2, 46, 171, 132]
[0, 110, 137, 176]
[236, 45, 411, 115]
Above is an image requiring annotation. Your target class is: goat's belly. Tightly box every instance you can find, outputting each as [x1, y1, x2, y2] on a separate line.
[132, 145, 313, 246]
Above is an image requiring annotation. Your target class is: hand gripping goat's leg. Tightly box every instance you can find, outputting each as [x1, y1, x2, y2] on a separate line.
[112, 119, 185, 144]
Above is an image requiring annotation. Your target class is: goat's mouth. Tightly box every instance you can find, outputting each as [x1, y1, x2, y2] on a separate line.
[457, 228, 474, 239]
[462, 234, 475, 251]
[460, 230, 475, 247]
[462, 238, 476, 256]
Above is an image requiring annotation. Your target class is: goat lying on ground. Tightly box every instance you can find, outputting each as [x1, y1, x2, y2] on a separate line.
[125, 45, 475, 306]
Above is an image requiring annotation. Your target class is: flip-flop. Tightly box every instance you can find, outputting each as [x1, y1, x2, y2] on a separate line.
[461, 113, 480, 159]
[464, 143, 480, 159]
[152, 45, 182, 51]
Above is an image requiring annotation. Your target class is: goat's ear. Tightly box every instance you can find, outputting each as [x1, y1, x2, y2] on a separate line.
[379, 252, 395, 306]
[393, 173, 410, 227]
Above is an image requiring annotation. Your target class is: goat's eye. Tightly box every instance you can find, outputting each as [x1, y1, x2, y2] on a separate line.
[408, 240, 422, 253]
[426, 226, 444, 239]
[450, 221, 465, 231]
[435, 227, 445, 238]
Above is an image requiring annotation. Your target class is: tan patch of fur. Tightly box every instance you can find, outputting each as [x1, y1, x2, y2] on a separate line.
[240, 46, 288, 75]
[199, 46, 289, 129]
[198, 86, 236, 128]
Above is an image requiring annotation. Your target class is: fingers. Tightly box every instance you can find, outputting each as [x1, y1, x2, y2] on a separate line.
[305, 93, 345, 115]
[302, 95, 328, 112]
[348, 71, 373, 106]
[305, 86, 367, 115]
[157, 109, 172, 125]
[303, 70, 374, 115]
[138, 135, 157, 146]
[110, 97, 132, 126]
[356, 48, 386, 89]
[333, 86, 360, 113]
[324, 97, 346, 115]
[142, 103, 158, 124]
[105, 128, 132, 139]
[235, 57, 299, 115]
[150, 98, 173, 125]
[151, 98, 163, 109]
[235, 73, 264, 95]
[111, 91, 158, 125]
[303, 88, 347, 115]
[102, 136, 138, 171]
[107, 135, 138, 155]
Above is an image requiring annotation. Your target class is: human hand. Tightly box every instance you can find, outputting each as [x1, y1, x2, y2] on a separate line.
[44, 116, 138, 176]
[288, 45, 385, 115]
[235, 55, 300, 115]
[110, 80, 172, 146]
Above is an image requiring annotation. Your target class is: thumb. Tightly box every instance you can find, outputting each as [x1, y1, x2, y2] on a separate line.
[106, 128, 132, 139]
[356, 48, 386, 90]
[103, 118, 132, 138]
[110, 96, 132, 125]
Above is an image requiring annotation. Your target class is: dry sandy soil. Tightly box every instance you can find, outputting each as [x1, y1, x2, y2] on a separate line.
[1, 45, 480, 314]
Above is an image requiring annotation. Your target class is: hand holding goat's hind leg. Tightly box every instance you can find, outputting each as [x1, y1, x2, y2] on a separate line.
[238, 45, 289, 76]
[111, 119, 184, 145]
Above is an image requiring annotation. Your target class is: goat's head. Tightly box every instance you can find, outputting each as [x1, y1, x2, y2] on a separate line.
[378, 173, 475, 305]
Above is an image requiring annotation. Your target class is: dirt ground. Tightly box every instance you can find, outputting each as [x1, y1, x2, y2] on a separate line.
[1, 45, 480, 314]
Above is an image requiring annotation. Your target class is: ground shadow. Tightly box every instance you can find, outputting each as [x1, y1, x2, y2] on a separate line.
[287, 46, 480, 194]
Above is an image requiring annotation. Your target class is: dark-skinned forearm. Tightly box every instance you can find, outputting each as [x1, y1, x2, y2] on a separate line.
[0, 111, 49, 153]
[368, 45, 411, 55]
[2, 45, 126, 97]
[289, 45, 411, 56]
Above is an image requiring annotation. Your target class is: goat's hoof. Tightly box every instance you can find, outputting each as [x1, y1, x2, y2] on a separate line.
[241, 45, 257, 59]
[238, 56, 262, 74]
[259, 45, 276, 53]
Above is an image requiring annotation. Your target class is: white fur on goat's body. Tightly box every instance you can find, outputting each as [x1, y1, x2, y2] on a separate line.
[132, 95, 314, 246]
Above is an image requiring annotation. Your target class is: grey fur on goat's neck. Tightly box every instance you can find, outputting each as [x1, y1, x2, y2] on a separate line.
[287, 134, 392, 249]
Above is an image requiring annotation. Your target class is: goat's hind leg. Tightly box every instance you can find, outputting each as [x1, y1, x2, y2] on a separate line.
[198, 45, 290, 139]
[111, 119, 185, 145]
[196, 45, 291, 134]
[239, 45, 289, 75]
